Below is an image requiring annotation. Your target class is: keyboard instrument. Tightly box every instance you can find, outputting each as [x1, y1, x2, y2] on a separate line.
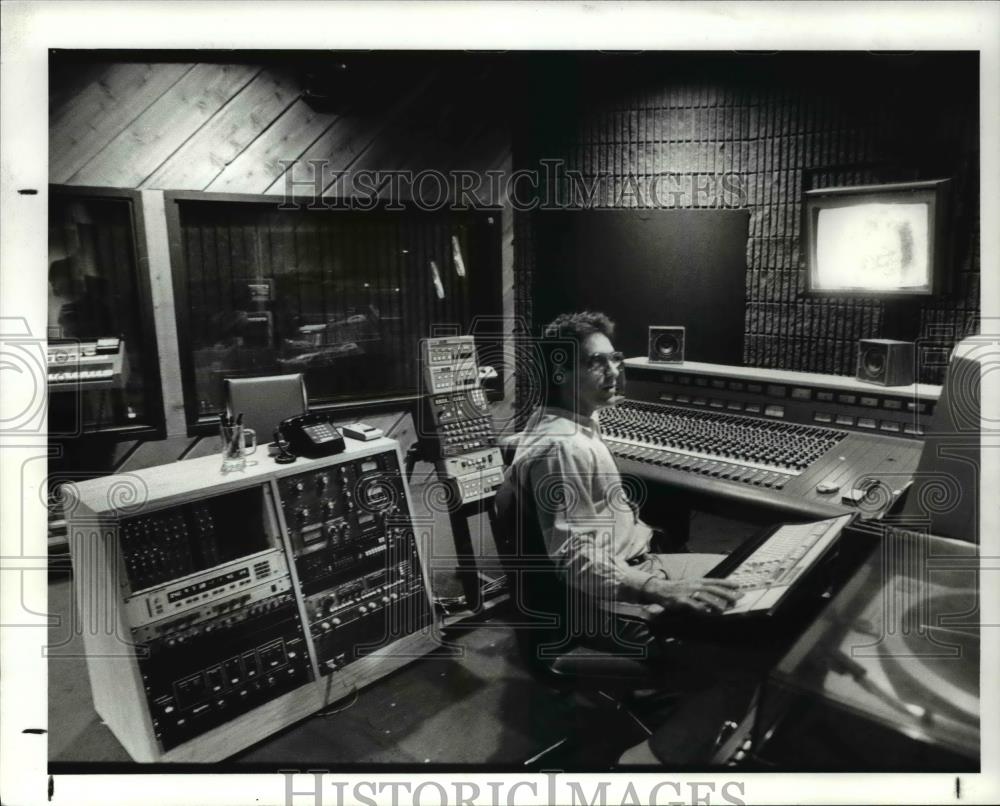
[47, 337, 126, 392]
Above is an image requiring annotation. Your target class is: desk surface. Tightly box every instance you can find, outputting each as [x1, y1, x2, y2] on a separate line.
[625, 357, 942, 400]
[759, 527, 979, 766]
[68, 436, 402, 516]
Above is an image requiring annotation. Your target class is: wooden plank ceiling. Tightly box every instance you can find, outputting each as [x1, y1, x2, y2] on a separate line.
[49, 56, 511, 200]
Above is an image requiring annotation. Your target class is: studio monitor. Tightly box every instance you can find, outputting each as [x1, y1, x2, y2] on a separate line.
[648, 326, 686, 364]
[856, 339, 915, 386]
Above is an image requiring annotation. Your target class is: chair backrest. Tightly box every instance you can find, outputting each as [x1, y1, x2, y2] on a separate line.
[224, 373, 308, 443]
[492, 465, 664, 689]
[493, 461, 637, 664]
[896, 337, 983, 543]
[492, 472, 573, 660]
[492, 474, 571, 610]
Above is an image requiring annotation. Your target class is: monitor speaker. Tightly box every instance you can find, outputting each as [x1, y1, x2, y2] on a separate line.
[648, 326, 686, 364]
[856, 339, 915, 386]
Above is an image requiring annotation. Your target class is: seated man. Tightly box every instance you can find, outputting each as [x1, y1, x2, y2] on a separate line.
[501, 311, 741, 655]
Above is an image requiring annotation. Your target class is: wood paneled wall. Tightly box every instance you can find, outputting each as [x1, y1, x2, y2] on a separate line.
[50, 55, 512, 200]
[514, 53, 980, 386]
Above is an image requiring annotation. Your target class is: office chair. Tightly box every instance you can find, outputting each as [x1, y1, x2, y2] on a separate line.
[224, 373, 308, 444]
[490, 476, 687, 767]
[492, 483, 656, 675]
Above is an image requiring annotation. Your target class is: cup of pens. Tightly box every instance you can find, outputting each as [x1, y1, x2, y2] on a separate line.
[219, 413, 257, 473]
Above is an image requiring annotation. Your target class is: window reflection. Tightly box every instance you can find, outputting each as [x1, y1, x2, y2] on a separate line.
[178, 203, 496, 420]
[48, 191, 152, 433]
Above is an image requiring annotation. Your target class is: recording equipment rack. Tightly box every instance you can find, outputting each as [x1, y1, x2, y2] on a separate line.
[276, 450, 432, 675]
[611, 358, 940, 520]
[135, 583, 312, 752]
[413, 335, 507, 613]
[418, 336, 504, 505]
[65, 437, 436, 763]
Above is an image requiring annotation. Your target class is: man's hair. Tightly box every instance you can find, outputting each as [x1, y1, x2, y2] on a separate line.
[542, 310, 615, 344]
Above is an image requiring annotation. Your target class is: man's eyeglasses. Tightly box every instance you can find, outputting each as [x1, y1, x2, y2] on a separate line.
[584, 351, 625, 373]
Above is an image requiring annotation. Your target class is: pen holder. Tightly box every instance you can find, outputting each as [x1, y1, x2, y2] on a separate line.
[220, 424, 257, 473]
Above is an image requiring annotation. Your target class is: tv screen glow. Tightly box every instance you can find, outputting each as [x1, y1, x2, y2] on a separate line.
[804, 179, 949, 298]
[813, 202, 931, 292]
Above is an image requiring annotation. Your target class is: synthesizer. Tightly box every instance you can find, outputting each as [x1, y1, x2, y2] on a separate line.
[602, 358, 940, 520]
[65, 437, 437, 763]
[47, 336, 126, 391]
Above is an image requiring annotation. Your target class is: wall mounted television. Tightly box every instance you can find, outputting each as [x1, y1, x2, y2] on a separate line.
[804, 179, 950, 297]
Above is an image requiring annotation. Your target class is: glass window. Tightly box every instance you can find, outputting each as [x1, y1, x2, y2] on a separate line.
[170, 198, 502, 426]
[48, 188, 161, 436]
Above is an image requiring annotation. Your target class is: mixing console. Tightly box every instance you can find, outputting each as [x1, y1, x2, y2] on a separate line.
[603, 359, 938, 520]
[600, 400, 846, 489]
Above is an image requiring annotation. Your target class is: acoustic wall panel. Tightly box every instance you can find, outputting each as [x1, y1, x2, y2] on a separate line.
[531, 209, 748, 365]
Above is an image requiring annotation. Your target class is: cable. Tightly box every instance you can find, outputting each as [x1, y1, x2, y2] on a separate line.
[315, 686, 359, 717]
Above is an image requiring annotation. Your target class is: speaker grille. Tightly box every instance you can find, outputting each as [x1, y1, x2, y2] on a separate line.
[654, 332, 682, 360]
[649, 326, 685, 363]
[856, 339, 914, 387]
[861, 347, 886, 379]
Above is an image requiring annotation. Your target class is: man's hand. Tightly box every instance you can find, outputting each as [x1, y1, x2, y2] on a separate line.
[640, 576, 742, 615]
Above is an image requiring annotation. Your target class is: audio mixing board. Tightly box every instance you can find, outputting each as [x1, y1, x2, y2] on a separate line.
[605, 359, 941, 519]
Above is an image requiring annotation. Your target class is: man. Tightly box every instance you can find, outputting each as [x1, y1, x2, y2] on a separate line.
[499, 312, 767, 764]
[504, 311, 741, 634]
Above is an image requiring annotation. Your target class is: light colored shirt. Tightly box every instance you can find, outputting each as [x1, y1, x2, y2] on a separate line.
[506, 406, 656, 602]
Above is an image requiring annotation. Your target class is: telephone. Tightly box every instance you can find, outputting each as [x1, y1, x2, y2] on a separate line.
[278, 413, 346, 459]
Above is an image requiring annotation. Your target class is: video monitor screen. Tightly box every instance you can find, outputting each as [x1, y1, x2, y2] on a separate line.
[804, 179, 948, 297]
[813, 202, 931, 292]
